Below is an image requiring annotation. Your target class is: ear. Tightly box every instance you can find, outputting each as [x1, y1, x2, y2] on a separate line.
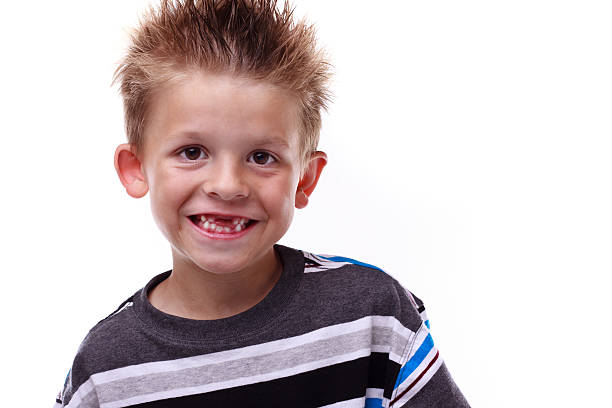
[295, 151, 327, 209]
[114, 143, 149, 198]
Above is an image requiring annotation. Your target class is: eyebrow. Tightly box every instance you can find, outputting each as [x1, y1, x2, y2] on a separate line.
[252, 137, 291, 149]
[170, 131, 291, 149]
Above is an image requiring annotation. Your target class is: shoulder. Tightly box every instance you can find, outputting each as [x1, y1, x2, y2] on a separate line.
[85, 293, 137, 341]
[298, 249, 428, 330]
[300, 249, 418, 300]
[69, 294, 139, 387]
[57, 291, 141, 406]
[302, 249, 394, 286]
[292, 249, 468, 407]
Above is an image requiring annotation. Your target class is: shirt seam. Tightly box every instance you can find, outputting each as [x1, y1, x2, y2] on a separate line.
[389, 321, 426, 407]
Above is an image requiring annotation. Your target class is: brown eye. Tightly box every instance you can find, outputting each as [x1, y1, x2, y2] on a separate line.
[250, 151, 275, 165]
[181, 147, 205, 161]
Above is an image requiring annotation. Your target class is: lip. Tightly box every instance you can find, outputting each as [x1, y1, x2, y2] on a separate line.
[188, 216, 257, 241]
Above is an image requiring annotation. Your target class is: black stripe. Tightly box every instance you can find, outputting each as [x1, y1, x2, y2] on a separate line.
[129, 354, 396, 408]
[382, 358, 401, 399]
[409, 291, 426, 313]
[100, 295, 135, 323]
[304, 258, 321, 267]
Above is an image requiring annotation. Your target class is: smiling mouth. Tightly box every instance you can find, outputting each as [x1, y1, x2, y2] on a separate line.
[188, 214, 257, 234]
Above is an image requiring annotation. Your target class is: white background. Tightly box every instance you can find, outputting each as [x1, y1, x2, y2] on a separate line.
[1, 1, 610, 406]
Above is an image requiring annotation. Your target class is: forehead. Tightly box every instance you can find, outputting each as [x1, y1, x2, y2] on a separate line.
[143, 70, 301, 152]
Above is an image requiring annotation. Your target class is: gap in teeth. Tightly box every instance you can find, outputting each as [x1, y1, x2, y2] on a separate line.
[198, 215, 249, 233]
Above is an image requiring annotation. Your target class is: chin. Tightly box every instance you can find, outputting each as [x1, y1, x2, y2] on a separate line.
[190, 253, 256, 276]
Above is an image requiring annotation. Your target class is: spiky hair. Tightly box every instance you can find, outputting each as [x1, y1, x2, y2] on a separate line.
[113, 0, 332, 166]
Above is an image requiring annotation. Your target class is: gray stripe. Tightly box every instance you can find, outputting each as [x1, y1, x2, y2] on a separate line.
[63, 246, 425, 405]
[372, 326, 411, 358]
[98, 325, 409, 404]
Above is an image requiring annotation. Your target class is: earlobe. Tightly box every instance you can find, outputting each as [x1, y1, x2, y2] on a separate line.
[295, 151, 327, 209]
[114, 144, 149, 198]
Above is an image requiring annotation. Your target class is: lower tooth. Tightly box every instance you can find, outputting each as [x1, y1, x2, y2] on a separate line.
[201, 220, 247, 233]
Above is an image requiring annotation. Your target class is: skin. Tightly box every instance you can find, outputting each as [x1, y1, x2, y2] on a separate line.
[114, 70, 327, 320]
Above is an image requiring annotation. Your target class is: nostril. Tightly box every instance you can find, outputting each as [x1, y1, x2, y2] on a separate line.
[202, 182, 249, 200]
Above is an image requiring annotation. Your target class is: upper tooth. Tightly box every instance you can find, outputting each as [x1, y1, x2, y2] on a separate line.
[199, 215, 249, 227]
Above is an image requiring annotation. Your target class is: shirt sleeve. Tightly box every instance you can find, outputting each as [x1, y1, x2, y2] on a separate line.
[388, 287, 470, 408]
[53, 355, 101, 407]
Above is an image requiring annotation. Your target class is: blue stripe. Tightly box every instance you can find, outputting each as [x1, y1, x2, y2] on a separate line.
[424, 319, 430, 329]
[317, 255, 384, 272]
[393, 334, 435, 390]
[365, 397, 384, 408]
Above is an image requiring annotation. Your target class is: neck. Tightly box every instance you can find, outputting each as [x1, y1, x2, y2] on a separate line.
[148, 247, 282, 320]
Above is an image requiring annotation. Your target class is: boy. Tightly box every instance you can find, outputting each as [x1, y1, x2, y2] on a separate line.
[55, 0, 470, 407]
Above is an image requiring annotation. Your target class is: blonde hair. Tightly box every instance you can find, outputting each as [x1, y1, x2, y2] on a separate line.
[113, 0, 332, 167]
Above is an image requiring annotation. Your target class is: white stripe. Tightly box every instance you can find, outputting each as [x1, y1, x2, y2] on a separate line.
[304, 265, 346, 273]
[391, 355, 443, 406]
[388, 315, 422, 363]
[102, 348, 372, 408]
[98, 327, 393, 404]
[365, 387, 384, 399]
[395, 345, 439, 392]
[371, 343, 391, 354]
[390, 322, 440, 403]
[65, 378, 94, 408]
[69, 315, 417, 406]
[322, 391, 390, 408]
[373, 344, 407, 364]
[419, 310, 429, 323]
[378, 315, 415, 344]
[93, 315, 415, 384]
[109, 302, 133, 318]
[302, 252, 353, 273]
[365, 390, 391, 408]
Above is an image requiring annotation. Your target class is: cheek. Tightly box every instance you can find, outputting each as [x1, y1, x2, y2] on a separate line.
[149, 170, 192, 224]
[278, 197, 295, 221]
[255, 175, 295, 213]
[271, 179, 298, 223]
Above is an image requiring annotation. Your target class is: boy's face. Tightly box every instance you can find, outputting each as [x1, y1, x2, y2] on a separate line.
[115, 71, 326, 277]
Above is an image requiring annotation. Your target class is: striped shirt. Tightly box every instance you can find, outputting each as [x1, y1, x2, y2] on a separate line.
[54, 245, 469, 407]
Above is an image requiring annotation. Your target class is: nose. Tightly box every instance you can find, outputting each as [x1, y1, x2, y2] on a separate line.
[202, 157, 249, 201]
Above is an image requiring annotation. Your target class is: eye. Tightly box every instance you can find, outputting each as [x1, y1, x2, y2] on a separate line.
[180, 146, 206, 161]
[249, 151, 276, 166]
